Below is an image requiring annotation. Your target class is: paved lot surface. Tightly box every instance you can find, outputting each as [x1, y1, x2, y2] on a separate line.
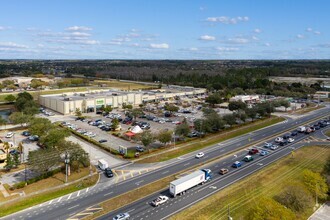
[309, 202, 330, 220]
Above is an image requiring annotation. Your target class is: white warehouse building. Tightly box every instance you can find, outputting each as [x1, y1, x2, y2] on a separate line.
[39, 87, 206, 115]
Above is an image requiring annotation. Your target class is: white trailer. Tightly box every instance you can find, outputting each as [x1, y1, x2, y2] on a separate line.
[98, 159, 108, 170]
[169, 169, 211, 197]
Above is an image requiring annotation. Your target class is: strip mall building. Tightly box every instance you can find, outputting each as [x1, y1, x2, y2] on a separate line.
[39, 86, 206, 115]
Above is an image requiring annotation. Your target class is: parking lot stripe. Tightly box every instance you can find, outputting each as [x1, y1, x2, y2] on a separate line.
[130, 171, 134, 177]
[121, 170, 126, 180]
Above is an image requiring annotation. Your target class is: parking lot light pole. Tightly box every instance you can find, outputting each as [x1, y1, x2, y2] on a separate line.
[64, 152, 70, 183]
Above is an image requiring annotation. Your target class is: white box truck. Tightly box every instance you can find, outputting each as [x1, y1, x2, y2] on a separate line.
[297, 126, 306, 133]
[169, 169, 211, 197]
[98, 159, 108, 170]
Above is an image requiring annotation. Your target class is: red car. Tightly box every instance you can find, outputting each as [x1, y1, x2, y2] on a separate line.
[248, 148, 259, 155]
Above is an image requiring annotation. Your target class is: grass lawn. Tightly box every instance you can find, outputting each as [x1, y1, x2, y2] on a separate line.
[0, 167, 98, 217]
[171, 146, 330, 220]
[326, 130, 330, 137]
[137, 116, 285, 163]
[294, 104, 324, 115]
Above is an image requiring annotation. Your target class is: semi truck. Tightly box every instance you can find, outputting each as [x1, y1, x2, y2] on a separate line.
[169, 169, 211, 197]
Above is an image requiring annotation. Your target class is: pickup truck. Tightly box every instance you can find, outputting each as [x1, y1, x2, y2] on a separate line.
[151, 195, 169, 207]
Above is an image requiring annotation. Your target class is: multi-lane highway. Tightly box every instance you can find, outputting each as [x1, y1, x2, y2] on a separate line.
[101, 120, 330, 220]
[2, 107, 329, 220]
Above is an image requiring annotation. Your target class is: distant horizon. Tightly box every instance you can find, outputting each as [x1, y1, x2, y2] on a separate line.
[1, 0, 329, 59]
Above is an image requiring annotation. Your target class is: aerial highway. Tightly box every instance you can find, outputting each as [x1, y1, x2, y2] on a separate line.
[2, 106, 329, 220]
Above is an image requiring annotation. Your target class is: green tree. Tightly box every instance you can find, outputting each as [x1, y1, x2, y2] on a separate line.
[246, 197, 296, 220]
[223, 114, 237, 127]
[175, 119, 190, 136]
[111, 118, 119, 131]
[246, 107, 257, 121]
[59, 140, 90, 172]
[140, 130, 154, 153]
[205, 93, 222, 107]
[302, 169, 328, 200]
[9, 112, 31, 127]
[228, 100, 247, 111]
[28, 118, 54, 137]
[324, 156, 330, 175]
[4, 154, 14, 171]
[0, 116, 7, 129]
[40, 128, 70, 149]
[4, 94, 16, 103]
[157, 130, 173, 146]
[205, 112, 224, 132]
[28, 148, 60, 173]
[14, 92, 38, 115]
[13, 153, 20, 167]
[275, 184, 313, 212]
[202, 107, 217, 116]
[130, 108, 143, 120]
[164, 104, 179, 113]
[75, 108, 82, 117]
[103, 105, 113, 114]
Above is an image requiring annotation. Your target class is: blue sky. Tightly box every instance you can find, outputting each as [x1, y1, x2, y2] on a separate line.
[0, 0, 329, 59]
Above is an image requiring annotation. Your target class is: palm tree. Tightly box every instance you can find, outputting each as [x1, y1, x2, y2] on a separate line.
[3, 142, 10, 154]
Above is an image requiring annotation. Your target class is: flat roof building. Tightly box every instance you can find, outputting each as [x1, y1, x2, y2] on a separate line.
[39, 87, 206, 115]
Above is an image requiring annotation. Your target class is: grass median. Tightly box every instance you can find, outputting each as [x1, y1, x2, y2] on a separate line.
[171, 145, 330, 220]
[137, 116, 285, 163]
[294, 104, 324, 115]
[0, 167, 98, 217]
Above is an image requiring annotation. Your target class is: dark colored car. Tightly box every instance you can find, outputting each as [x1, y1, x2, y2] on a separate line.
[9, 149, 21, 155]
[280, 140, 288, 146]
[291, 131, 298, 136]
[99, 139, 107, 143]
[104, 168, 113, 178]
[282, 134, 290, 139]
[248, 148, 259, 155]
[146, 115, 156, 120]
[136, 146, 145, 152]
[21, 131, 31, 136]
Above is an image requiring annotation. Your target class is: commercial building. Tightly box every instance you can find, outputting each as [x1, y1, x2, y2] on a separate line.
[229, 95, 260, 104]
[39, 86, 206, 115]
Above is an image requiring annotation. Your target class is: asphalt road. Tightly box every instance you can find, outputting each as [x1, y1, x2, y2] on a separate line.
[1, 107, 329, 220]
[100, 128, 330, 220]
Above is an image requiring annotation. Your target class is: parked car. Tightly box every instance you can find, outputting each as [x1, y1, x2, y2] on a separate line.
[113, 212, 130, 220]
[5, 132, 14, 138]
[136, 146, 145, 152]
[275, 137, 283, 143]
[287, 138, 294, 143]
[104, 168, 113, 178]
[99, 139, 107, 143]
[219, 168, 229, 175]
[232, 161, 242, 168]
[21, 131, 31, 136]
[28, 135, 39, 141]
[291, 131, 298, 136]
[195, 152, 205, 158]
[270, 145, 279, 150]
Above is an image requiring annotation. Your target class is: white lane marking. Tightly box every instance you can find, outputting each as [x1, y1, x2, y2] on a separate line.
[135, 180, 144, 185]
[183, 162, 190, 166]
[127, 208, 135, 213]
[104, 192, 113, 196]
[57, 197, 62, 202]
[77, 190, 81, 197]
[67, 204, 79, 210]
[86, 187, 89, 193]
[48, 200, 53, 205]
[162, 170, 169, 174]
[67, 193, 72, 200]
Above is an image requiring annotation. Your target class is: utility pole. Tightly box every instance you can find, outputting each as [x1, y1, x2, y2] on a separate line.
[64, 152, 70, 183]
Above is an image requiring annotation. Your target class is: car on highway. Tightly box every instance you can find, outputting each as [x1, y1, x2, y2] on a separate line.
[243, 155, 254, 162]
[291, 131, 298, 136]
[270, 145, 279, 150]
[195, 152, 205, 158]
[232, 161, 242, 168]
[279, 140, 288, 146]
[274, 137, 283, 143]
[248, 148, 259, 155]
[5, 132, 14, 138]
[264, 142, 273, 148]
[287, 138, 294, 143]
[104, 168, 113, 178]
[260, 150, 269, 156]
[99, 139, 107, 143]
[151, 195, 169, 207]
[219, 168, 229, 175]
[113, 212, 130, 220]
[282, 134, 290, 139]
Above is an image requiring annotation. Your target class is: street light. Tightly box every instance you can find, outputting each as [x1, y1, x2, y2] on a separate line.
[61, 152, 70, 183]
[173, 131, 176, 148]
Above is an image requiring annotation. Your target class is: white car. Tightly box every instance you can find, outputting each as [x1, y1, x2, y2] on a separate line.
[270, 145, 279, 150]
[275, 137, 283, 143]
[5, 132, 14, 138]
[151, 195, 169, 207]
[195, 152, 205, 158]
[287, 138, 294, 143]
[113, 212, 130, 220]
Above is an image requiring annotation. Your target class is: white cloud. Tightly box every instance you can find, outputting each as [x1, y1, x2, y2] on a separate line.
[0, 42, 28, 48]
[264, 43, 271, 47]
[296, 34, 305, 39]
[314, 31, 321, 35]
[130, 43, 140, 47]
[189, 47, 198, 51]
[70, 32, 91, 37]
[217, 47, 239, 51]
[227, 37, 249, 44]
[66, 26, 93, 31]
[206, 16, 249, 24]
[199, 6, 206, 11]
[199, 35, 216, 41]
[252, 36, 259, 41]
[254, 28, 261, 33]
[150, 43, 169, 49]
[306, 27, 313, 32]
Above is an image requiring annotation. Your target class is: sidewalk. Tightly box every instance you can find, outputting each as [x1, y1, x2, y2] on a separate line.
[308, 202, 330, 220]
